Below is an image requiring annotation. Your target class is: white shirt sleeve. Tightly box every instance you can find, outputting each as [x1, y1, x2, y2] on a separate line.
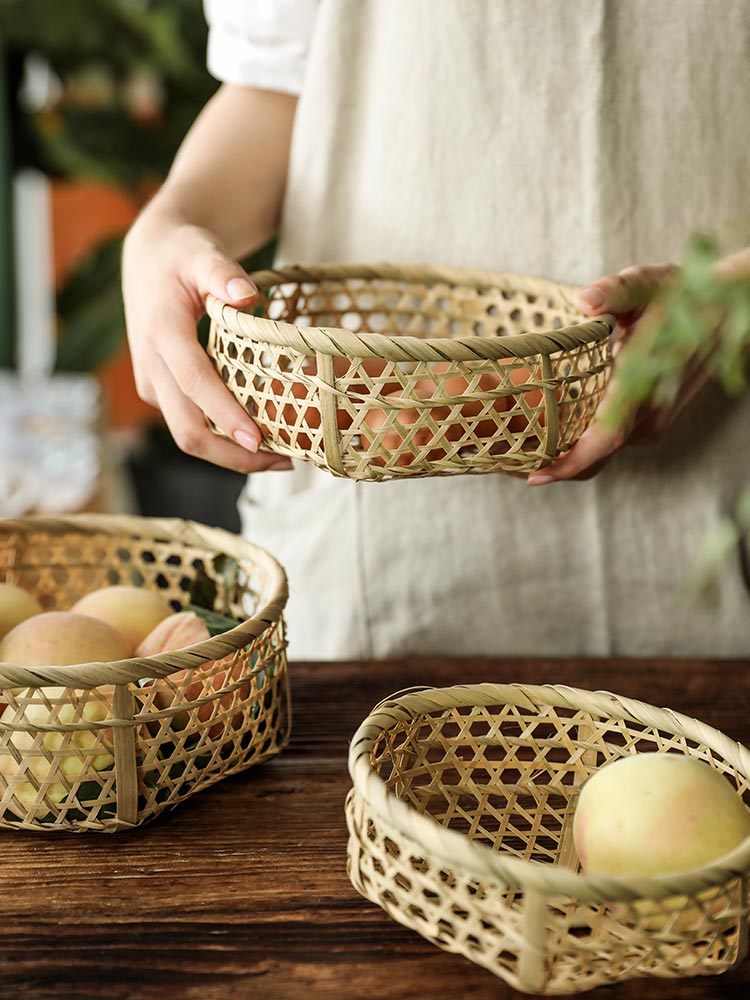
[204, 0, 319, 95]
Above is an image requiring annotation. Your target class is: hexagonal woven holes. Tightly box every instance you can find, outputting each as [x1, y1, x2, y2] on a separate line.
[0, 516, 290, 832]
[207, 265, 614, 481]
[346, 684, 750, 994]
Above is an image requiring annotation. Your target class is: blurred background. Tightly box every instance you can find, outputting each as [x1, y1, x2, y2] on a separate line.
[0, 0, 270, 529]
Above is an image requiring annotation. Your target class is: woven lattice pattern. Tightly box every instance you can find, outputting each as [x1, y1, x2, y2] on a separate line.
[207, 264, 614, 481]
[0, 515, 290, 833]
[346, 684, 750, 995]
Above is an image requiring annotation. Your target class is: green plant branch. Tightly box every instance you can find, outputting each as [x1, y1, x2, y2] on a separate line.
[602, 234, 750, 592]
[603, 235, 750, 427]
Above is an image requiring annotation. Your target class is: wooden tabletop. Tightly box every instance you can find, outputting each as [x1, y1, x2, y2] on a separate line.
[1, 656, 749, 1000]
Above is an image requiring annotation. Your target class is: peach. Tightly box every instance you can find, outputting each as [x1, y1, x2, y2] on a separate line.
[72, 586, 172, 649]
[0, 686, 114, 819]
[259, 356, 358, 451]
[137, 612, 239, 735]
[504, 361, 549, 435]
[137, 612, 249, 737]
[361, 365, 512, 467]
[0, 612, 132, 666]
[573, 753, 750, 877]
[135, 611, 210, 658]
[0, 583, 43, 640]
[145, 665, 248, 738]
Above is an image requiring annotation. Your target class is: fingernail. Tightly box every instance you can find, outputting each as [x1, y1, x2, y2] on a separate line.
[234, 428, 260, 452]
[268, 459, 292, 471]
[226, 277, 256, 301]
[572, 286, 605, 311]
[527, 473, 556, 486]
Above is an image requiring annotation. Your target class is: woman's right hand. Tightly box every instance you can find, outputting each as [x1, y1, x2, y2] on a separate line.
[122, 204, 292, 474]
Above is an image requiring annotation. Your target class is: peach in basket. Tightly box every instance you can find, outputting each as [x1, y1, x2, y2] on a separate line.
[0, 515, 290, 833]
[346, 683, 750, 995]
[207, 263, 614, 481]
[360, 361, 553, 468]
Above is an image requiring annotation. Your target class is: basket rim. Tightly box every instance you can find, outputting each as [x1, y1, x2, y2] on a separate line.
[0, 514, 288, 689]
[347, 681, 750, 904]
[205, 263, 616, 362]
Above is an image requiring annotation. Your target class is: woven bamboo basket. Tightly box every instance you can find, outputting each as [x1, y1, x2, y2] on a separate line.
[0, 514, 290, 833]
[346, 683, 750, 995]
[206, 264, 615, 481]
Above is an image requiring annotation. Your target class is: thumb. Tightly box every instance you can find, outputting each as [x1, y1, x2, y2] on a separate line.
[571, 263, 676, 317]
[189, 250, 259, 307]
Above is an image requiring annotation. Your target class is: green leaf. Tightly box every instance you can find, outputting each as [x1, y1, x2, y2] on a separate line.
[735, 485, 750, 531]
[187, 553, 240, 614]
[184, 603, 241, 637]
[687, 517, 741, 599]
[213, 552, 239, 594]
[3, 0, 218, 182]
[188, 562, 218, 613]
[55, 235, 126, 371]
[75, 774, 114, 803]
[602, 233, 750, 433]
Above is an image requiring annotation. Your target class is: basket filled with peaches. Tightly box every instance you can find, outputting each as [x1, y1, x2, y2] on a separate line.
[0, 514, 289, 832]
[207, 264, 615, 481]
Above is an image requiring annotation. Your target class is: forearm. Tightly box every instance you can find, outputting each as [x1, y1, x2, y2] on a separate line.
[121, 84, 297, 474]
[139, 84, 297, 259]
[717, 247, 750, 280]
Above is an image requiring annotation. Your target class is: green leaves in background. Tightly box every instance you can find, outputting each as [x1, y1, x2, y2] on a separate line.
[3, 0, 278, 375]
[603, 235, 750, 428]
[2, 0, 218, 374]
[53, 234, 275, 373]
[0, 0, 216, 186]
[602, 233, 750, 588]
[689, 486, 750, 601]
[54, 233, 124, 371]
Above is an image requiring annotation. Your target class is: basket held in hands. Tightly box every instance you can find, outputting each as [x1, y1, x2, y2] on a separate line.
[207, 264, 615, 481]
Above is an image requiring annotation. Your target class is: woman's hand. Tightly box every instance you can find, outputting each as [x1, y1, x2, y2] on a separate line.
[122, 84, 297, 474]
[122, 206, 291, 474]
[527, 262, 705, 484]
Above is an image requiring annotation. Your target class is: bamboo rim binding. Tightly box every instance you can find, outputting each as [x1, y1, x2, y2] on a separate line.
[0, 514, 288, 687]
[0, 514, 291, 832]
[346, 683, 750, 994]
[207, 264, 615, 481]
[207, 265, 613, 361]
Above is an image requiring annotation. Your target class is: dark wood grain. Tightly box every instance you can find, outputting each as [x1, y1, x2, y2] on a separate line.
[1, 657, 749, 1000]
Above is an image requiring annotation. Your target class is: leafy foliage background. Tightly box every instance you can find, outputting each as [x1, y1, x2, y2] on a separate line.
[605, 236, 750, 590]
[0, 0, 272, 373]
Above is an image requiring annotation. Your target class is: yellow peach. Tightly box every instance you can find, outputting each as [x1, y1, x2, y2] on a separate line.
[135, 611, 210, 658]
[0, 611, 132, 666]
[574, 753, 750, 877]
[0, 686, 114, 819]
[362, 368, 510, 468]
[0, 583, 43, 640]
[72, 585, 172, 649]
[137, 612, 248, 738]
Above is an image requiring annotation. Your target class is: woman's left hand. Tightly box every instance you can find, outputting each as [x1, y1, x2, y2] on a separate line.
[527, 262, 705, 484]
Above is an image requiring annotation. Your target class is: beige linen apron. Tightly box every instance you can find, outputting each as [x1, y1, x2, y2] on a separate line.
[239, 0, 750, 660]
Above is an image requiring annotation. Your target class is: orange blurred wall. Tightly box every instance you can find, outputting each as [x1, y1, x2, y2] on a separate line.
[51, 180, 157, 432]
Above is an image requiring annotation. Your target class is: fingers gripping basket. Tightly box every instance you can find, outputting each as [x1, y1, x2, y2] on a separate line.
[207, 264, 615, 481]
[0, 514, 290, 832]
[345, 683, 750, 995]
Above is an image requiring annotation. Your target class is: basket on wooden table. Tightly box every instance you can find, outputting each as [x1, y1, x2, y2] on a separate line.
[346, 683, 750, 995]
[0, 514, 290, 832]
[207, 264, 615, 481]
